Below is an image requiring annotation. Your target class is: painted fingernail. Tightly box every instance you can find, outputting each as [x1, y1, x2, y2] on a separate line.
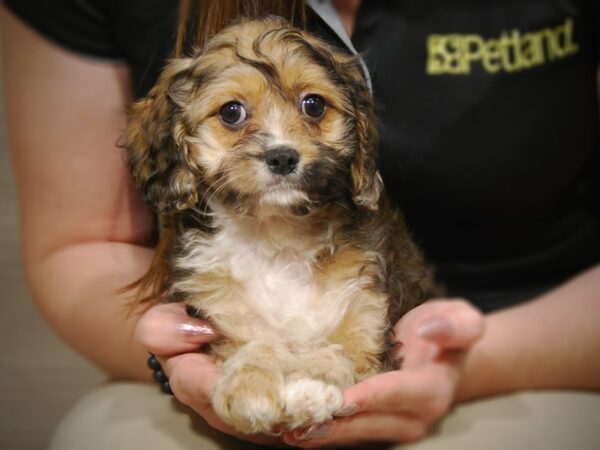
[177, 322, 216, 338]
[296, 423, 333, 440]
[417, 316, 454, 340]
[333, 403, 358, 417]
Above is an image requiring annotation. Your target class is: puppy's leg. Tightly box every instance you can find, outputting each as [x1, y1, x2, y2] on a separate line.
[316, 248, 389, 381]
[283, 344, 354, 429]
[329, 291, 389, 381]
[278, 294, 388, 429]
[211, 341, 293, 435]
[282, 295, 389, 431]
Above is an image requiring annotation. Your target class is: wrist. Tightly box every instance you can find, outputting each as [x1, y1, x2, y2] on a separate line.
[453, 307, 523, 403]
[454, 339, 499, 403]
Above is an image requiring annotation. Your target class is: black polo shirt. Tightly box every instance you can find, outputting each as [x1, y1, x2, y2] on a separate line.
[5, 0, 599, 311]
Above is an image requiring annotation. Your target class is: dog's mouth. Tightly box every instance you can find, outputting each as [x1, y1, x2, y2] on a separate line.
[259, 181, 309, 207]
[260, 186, 309, 207]
[264, 171, 301, 188]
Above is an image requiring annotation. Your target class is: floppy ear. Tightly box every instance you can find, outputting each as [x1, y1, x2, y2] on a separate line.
[338, 58, 383, 210]
[350, 60, 383, 210]
[273, 29, 384, 209]
[124, 57, 200, 214]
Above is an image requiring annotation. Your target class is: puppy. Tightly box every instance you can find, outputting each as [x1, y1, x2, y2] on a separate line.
[125, 16, 428, 434]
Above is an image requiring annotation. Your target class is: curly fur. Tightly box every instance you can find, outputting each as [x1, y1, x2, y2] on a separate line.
[125, 16, 428, 434]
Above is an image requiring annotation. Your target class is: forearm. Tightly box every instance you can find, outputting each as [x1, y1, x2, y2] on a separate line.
[457, 264, 600, 402]
[26, 241, 155, 380]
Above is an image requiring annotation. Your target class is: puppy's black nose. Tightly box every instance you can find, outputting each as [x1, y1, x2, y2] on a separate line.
[265, 147, 299, 176]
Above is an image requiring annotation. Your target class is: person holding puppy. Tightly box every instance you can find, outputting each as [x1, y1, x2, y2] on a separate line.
[2, 0, 599, 448]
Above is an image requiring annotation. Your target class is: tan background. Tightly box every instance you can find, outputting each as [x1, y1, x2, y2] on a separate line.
[0, 40, 105, 450]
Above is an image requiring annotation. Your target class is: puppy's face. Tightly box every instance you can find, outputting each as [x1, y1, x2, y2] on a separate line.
[126, 17, 382, 217]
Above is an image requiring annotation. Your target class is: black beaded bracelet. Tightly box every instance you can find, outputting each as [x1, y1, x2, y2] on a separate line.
[147, 353, 174, 395]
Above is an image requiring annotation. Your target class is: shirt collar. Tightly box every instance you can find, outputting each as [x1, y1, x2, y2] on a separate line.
[305, 0, 373, 93]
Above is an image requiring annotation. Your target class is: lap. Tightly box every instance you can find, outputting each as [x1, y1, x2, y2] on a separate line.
[49, 382, 600, 450]
[396, 390, 600, 450]
[49, 382, 247, 450]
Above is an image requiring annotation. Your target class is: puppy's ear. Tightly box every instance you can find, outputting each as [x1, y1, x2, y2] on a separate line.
[338, 58, 383, 210]
[333, 54, 383, 210]
[124, 58, 199, 214]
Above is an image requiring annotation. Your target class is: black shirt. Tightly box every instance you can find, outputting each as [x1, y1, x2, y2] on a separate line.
[5, 0, 600, 311]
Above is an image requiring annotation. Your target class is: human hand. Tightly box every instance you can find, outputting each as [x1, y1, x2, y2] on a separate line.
[284, 299, 485, 448]
[134, 302, 283, 446]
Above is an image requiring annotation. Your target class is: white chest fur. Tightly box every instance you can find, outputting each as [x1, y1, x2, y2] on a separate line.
[173, 214, 359, 349]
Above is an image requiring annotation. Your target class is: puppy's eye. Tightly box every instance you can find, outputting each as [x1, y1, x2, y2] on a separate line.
[301, 94, 326, 120]
[219, 101, 247, 126]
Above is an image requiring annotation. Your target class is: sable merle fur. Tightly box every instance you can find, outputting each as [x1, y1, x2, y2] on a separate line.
[125, 16, 428, 434]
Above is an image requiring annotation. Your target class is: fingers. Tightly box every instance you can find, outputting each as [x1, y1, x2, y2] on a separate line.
[135, 305, 283, 446]
[287, 365, 459, 448]
[161, 352, 219, 405]
[394, 299, 485, 350]
[416, 299, 485, 349]
[159, 354, 248, 440]
[286, 413, 427, 448]
[341, 365, 455, 418]
[161, 353, 282, 447]
[134, 302, 218, 356]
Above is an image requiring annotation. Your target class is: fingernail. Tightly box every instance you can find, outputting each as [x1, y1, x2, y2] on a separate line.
[177, 322, 216, 338]
[417, 316, 454, 340]
[296, 423, 333, 441]
[333, 403, 357, 417]
[393, 341, 404, 360]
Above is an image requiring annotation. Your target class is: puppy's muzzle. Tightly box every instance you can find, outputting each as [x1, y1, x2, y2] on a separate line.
[265, 147, 299, 176]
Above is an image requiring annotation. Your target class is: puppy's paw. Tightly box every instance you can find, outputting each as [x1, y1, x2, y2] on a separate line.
[212, 366, 285, 435]
[283, 378, 344, 429]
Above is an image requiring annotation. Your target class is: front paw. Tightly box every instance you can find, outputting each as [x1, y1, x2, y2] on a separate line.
[212, 366, 286, 435]
[283, 378, 344, 430]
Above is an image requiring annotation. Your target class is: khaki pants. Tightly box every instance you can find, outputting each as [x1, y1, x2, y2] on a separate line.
[49, 382, 600, 449]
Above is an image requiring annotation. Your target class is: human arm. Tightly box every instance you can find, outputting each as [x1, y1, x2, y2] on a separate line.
[458, 262, 600, 400]
[286, 263, 600, 447]
[1, 13, 286, 445]
[1, 5, 157, 380]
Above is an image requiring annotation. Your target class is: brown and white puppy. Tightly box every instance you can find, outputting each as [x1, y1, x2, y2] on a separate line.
[125, 16, 428, 435]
